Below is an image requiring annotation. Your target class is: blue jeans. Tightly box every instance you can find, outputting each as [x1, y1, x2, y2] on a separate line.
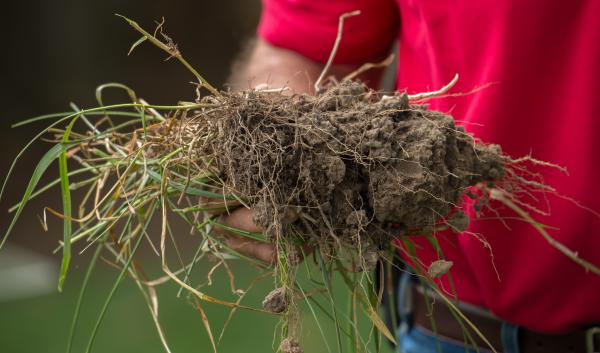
[395, 272, 520, 353]
[397, 325, 520, 353]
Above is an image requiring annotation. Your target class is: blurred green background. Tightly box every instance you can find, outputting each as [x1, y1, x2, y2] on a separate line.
[0, 1, 395, 352]
[0, 247, 391, 353]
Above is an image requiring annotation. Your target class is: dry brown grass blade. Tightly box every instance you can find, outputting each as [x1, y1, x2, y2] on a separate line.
[196, 300, 218, 353]
[365, 305, 397, 344]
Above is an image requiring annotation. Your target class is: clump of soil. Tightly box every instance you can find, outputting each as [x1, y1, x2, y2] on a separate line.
[279, 338, 303, 353]
[262, 287, 288, 313]
[160, 80, 505, 253]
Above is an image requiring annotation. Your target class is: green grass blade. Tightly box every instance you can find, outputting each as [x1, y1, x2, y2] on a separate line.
[296, 281, 333, 353]
[8, 167, 96, 213]
[66, 243, 103, 353]
[12, 110, 146, 128]
[58, 149, 72, 291]
[127, 36, 147, 55]
[385, 260, 399, 333]
[95, 83, 138, 106]
[57, 115, 81, 291]
[335, 258, 397, 346]
[209, 220, 269, 243]
[146, 170, 236, 199]
[11, 112, 73, 128]
[85, 202, 157, 353]
[318, 251, 343, 353]
[422, 286, 443, 353]
[347, 275, 357, 353]
[1, 144, 64, 250]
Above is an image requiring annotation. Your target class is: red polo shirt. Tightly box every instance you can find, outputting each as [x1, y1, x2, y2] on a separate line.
[258, 0, 600, 333]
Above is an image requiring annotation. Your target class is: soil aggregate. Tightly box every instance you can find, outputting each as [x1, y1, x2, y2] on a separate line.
[262, 287, 288, 313]
[279, 338, 303, 353]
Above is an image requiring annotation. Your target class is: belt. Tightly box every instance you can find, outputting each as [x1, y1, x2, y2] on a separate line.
[411, 286, 600, 353]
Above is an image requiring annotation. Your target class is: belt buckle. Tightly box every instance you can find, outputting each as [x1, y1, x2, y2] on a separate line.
[587, 327, 600, 353]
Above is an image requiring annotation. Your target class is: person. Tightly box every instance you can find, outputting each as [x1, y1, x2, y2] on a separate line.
[220, 1, 600, 352]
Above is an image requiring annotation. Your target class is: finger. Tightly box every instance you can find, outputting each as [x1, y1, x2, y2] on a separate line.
[214, 208, 275, 264]
[222, 236, 276, 264]
[218, 208, 262, 233]
[199, 197, 242, 216]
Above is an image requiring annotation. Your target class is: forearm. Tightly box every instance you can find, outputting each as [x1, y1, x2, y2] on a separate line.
[228, 38, 384, 94]
[228, 38, 321, 93]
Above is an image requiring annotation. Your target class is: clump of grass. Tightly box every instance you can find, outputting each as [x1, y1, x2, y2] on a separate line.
[1, 14, 599, 353]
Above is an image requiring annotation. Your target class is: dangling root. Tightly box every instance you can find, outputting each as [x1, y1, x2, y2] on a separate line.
[407, 73, 460, 101]
[489, 188, 600, 276]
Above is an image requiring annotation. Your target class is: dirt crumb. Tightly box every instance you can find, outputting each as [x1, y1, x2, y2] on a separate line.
[428, 259, 454, 278]
[358, 245, 379, 272]
[448, 211, 470, 233]
[280, 338, 303, 353]
[262, 287, 288, 313]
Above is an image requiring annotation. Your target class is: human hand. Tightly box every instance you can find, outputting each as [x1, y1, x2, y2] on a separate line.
[214, 207, 278, 264]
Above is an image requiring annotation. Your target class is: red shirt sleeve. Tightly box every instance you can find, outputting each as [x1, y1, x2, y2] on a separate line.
[258, 0, 400, 65]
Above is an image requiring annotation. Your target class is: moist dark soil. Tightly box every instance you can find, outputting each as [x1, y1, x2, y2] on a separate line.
[158, 80, 505, 256]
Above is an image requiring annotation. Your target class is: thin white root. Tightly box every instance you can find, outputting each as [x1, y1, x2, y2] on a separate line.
[342, 53, 395, 82]
[254, 83, 291, 93]
[407, 73, 459, 101]
[314, 10, 361, 93]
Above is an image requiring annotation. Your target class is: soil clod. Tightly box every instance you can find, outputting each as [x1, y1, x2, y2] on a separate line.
[279, 338, 303, 353]
[262, 287, 288, 313]
[155, 80, 506, 252]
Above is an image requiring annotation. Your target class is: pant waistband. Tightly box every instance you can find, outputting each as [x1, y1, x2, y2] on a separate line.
[407, 285, 600, 353]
